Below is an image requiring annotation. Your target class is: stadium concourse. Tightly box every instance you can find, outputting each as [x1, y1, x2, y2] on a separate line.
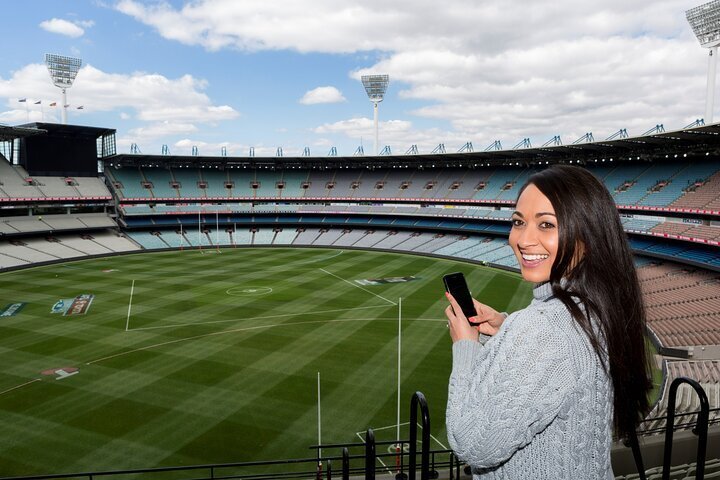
[1, 122, 720, 478]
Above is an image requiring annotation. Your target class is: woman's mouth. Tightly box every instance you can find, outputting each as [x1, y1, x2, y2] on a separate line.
[521, 253, 549, 268]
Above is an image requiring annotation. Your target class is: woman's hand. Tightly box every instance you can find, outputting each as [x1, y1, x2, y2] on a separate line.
[469, 298, 505, 337]
[444, 292, 480, 343]
[445, 293, 505, 343]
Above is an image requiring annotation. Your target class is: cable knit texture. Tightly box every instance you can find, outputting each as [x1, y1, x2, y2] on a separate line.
[446, 281, 613, 479]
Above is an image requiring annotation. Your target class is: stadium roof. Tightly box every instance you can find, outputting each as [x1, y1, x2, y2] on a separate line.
[0, 124, 47, 142]
[17, 123, 116, 139]
[107, 123, 720, 169]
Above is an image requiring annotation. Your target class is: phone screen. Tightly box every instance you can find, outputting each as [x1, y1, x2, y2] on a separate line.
[443, 272, 479, 325]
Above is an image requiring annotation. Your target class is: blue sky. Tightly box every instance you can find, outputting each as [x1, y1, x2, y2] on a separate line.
[0, 0, 712, 156]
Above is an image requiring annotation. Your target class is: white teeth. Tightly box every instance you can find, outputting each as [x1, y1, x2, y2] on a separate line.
[522, 254, 549, 261]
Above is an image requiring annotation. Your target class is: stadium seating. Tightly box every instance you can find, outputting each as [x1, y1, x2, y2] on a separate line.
[637, 262, 720, 347]
[0, 232, 139, 269]
[639, 161, 720, 207]
[614, 458, 720, 480]
[670, 170, 720, 212]
[0, 213, 116, 235]
[640, 360, 720, 436]
[106, 162, 720, 216]
[0, 157, 111, 201]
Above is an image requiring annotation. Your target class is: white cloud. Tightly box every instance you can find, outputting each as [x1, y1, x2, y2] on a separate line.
[312, 116, 472, 154]
[116, 0, 709, 147]
[39, 18, 88, 38]
[0, 63, 239, 126]
[299, 86, 346, 105]
[128, 121, 198, 139]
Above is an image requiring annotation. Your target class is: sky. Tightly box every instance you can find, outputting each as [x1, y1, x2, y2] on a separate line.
[0, 0, 713, 157]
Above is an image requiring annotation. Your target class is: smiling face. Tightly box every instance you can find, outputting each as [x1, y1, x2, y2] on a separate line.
[509, 183, 558, 284]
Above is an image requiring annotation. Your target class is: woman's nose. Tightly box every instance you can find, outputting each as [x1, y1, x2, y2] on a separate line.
[517, 225, 538, 247]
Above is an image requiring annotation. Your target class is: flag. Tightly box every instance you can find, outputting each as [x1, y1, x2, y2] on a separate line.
[77, 106, 84, 110]
[34, 100, 41, 105]
[18, 98, 26, 103]
[49, 102, 57, 107]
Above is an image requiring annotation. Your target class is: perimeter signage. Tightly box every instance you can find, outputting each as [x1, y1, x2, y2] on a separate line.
[0, 303, 26, 317]
[51, 294, 95, 316]
[355, 276, 419, 286]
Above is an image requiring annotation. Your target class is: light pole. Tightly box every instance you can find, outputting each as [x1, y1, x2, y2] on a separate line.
[45, 54, 82, 125]
[361, 74, 389, 155]
[687, 0, 720, 123]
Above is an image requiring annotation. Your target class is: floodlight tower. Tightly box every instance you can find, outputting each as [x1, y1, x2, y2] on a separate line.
[687, 0, 720, 123]
[45, 54, 82, 125]
[361, 74, 389, 155]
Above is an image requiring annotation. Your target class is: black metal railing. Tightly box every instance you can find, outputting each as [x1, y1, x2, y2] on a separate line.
[408, 392, 431, 480]
[662, 377, 710, 480]
[627, 377, 711, 480]
[1, 386, 714, 480]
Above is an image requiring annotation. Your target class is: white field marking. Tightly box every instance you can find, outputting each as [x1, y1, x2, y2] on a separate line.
[225, 286, 273, 297]
[429, 433, 448, 450]
[125, 279, 135, 332]
[300, 249, 344, 264]
[359, 422, 448, 450]
[0, 379, 41, 397]
[319, 268, 397, 306]
[128, 305, 391, 332]
[357, 422, 410, 434]
[87, 316, 400, 365]
[356, 432, 391, 473]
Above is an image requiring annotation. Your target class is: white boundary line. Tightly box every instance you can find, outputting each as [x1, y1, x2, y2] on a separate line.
[356, 432, 391, 473]
[0, 379, 41, 397]
[358, 422, 448, 450]
[319, 268, 397, 306]
[302, 249, 344, 264]
[128, 305, 391, 332]
[125, 279, 135, 332]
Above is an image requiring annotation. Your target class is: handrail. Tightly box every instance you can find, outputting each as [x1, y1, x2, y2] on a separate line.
[342, 448, 350, 480]
[408, 392, 431, 480]
[662, 377, 709, 480]
[627, 429, 647, 480]
[365, 429, 376, 480]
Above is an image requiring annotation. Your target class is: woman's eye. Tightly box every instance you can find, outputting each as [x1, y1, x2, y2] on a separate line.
[511, 219, 523, 227]
[540, 222, 556, 229]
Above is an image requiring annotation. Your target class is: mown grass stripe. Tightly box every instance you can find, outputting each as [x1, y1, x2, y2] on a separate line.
[0, 248, 531, 476]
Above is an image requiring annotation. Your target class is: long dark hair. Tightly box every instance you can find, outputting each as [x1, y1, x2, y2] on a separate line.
[518, 164, 652, 440]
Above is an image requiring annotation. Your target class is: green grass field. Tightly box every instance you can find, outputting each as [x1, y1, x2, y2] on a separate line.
[0, 248, 532, 476]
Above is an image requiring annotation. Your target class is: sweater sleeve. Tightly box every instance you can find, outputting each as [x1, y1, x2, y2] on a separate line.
[445, 309, 577, 468]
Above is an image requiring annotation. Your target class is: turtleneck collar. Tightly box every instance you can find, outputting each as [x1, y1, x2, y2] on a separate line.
[533, 281, 554, 301]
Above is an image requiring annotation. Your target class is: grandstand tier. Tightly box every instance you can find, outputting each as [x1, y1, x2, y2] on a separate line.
[104, 160, 720, 215]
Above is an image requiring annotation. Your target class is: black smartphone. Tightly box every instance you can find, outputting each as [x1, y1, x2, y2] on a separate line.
[443, 272, 479, 325]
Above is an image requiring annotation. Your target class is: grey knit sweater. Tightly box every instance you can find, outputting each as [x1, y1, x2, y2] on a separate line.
[446, 281, 613, 479]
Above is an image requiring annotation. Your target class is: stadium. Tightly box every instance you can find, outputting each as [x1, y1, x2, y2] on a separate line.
[2, 3, 720, 480]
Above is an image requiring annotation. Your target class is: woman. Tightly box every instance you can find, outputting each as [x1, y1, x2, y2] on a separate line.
[444, 164, 651, 479]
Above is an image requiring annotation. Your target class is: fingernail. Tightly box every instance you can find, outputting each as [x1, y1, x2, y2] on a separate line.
[445, 292, 450, 297]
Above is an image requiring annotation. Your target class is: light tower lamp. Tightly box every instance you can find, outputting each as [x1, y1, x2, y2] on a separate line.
[361, 74, 389, 155]
[687, 0, 720, 123]
[45, 54, 82, 125]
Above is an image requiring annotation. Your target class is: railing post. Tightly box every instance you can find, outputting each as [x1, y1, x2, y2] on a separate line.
[627, 429, 647, 480]
[327, 458, 332, 480]
[396, 441, 408, 480]
[662, 377, 709, 480]
[409, 392, 431, 480]
[342, 447, 350, 480]
[365, 428, 376, 480]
